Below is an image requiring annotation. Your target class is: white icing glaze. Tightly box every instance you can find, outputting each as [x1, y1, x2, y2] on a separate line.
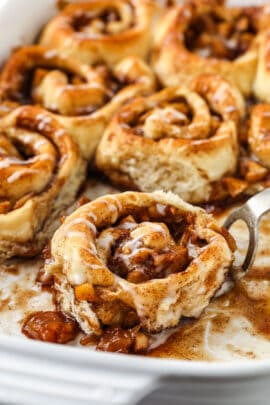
[7, 169, 39, 183]
[147, 222, 168, 235]
[156, 282, 180, 326]
[197, 48, 211, 58]
[0, 159, 15, 169]
[214, 279, 234, 297]
[108, 195, 122, 211]
[44, 49, 58, 59]
[87, 211, 97, 222]
[34, 153, 55, 162]
[187, 241, 199, 259]
[261, 110, 270, 117]
[96, 232, 115, 250]
[54, 128, 66, 138]
[79, 245, 98, 256]
[116, 275, 146, 318]
[119, 221, 137, 230]
[68, 217, 97, 235]
[156, 203, 167, 215]
[107, 203, 118, 213]
[34, 139, 49, 148]
[17, 133, 36, 143]
[64, 231, 86, 239]
[148, 328, 178, 350]
[36, 114, 53, 131]
[224, 105, 237, 113]
[212, 82, 228, 104]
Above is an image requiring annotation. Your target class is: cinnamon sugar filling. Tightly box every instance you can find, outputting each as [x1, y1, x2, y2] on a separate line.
[185, 11, 257, 60]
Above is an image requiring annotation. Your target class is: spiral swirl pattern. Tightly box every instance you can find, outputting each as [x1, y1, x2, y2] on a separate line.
[152, 0, 270, 96]
[96, 74, 244, 203]
[0, 45, 155, 159]
[40, 0, 158, 66]
[45, 191, 234, 334]
[0, 105, 85, 261]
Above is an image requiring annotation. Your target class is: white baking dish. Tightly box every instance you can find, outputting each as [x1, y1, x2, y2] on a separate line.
[1, 0, 270, 404]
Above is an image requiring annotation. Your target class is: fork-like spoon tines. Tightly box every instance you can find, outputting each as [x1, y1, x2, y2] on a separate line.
[223, 187, 270, 273]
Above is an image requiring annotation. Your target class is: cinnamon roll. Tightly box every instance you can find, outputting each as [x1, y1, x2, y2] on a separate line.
[45, 191, 234, 335]
[39, 0, 158, 66]
[248, 104, 270, 168]
[253, 31, 270, 102]
[0, 105, 86, 261]
[0, 46, 155, 159]
[152, 0, 270, 96]
[96, 74, 244, 203]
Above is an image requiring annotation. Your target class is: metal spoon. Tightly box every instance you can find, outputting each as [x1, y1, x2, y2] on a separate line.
[224, 187, 270, 272]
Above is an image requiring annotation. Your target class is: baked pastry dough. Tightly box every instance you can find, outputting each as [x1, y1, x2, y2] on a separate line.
[96, 74, 244, 203]
[248, 104, 270, 168]
[45, 191, 234, 334]
[152, 0, 270, 96]
[0, 45, 155, 159]
[253, 31, 270, 102]
[0, 105, 86, 261]
[39, 0, 158, 66]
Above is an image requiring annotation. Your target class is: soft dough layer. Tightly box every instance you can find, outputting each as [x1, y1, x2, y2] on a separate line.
[96, 74, 244, 203]
[45, 191, 234, 335]
[0, 106, 86, 261]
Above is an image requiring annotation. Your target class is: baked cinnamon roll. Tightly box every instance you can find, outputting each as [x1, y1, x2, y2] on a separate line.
[96, 74, 244, 203]
[45, 191, 234, 335]
[248, 104, 270, 168]
[152, 0, 270, 96]
[0, 46, 155, 159]
[39, 0, 158, 66]
[253, 31, 270, 102]
[0, 105, 86, 261]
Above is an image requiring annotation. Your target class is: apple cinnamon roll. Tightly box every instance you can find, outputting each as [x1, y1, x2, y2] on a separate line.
[0, 46, 155, 159]
[248, 104, 270, 169]
[45, 191, 234, 335]
[39, 0, 158, 66]
[253, 31, 270, 103]
[0, 105, 86, 261]
[96, 74, 244, 203]
[152, 0, 270, 96]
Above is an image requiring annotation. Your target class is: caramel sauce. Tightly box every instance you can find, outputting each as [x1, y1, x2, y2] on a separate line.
[148, 214, 270, 361]
[185, 11, 257, 61]
[98, 213, 196, 283]
[22, 311, 79, 344]
[1, 177, 270, 360]
[0, 276, 38, 313]
[93, 326, 149, 354]
[0, 264, 19, 276]
[227, 286, 270, 340]
[148, 318, 212, 360]
[148, 278, 270, 361]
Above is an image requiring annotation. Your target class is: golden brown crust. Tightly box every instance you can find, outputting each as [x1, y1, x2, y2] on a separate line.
[152, 0, 270, 96]
[253, 31, 270, 102]
[39, 0, 159, 66]
[45, 191, 234, 334]
[248, 104, 270, 168]
[0, 105, 86, 261]
[96, 74, 244, 203]
[0, 45, 156, 159]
